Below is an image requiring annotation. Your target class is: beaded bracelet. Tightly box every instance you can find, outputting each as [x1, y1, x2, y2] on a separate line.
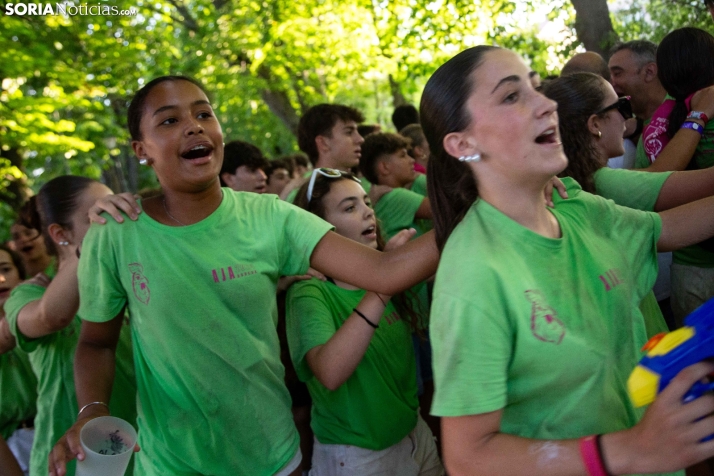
[682, 120, 705, 136]
[353, 308, 379, 329]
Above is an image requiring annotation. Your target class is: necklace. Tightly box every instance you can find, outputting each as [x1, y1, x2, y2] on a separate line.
[162, 197, 188, 226]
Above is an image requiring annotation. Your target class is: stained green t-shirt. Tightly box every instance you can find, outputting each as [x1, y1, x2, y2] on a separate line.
[430, 179, 677, 475]
[5, 284, 136, 476]
[286, 278, 417, 450]
[77, 190, 332, 475]
[0, 346, 37, 440]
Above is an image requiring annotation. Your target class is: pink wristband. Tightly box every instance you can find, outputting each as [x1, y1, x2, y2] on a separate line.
[579, 435, 609, 476]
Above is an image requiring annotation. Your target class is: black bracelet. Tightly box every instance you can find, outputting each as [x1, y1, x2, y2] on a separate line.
[353, 308, 379, 329]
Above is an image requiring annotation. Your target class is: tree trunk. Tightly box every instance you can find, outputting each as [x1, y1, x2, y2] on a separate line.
[389, 75, 408, 108]
[257, 65, 301, 137]
[569, 0, 619, 58]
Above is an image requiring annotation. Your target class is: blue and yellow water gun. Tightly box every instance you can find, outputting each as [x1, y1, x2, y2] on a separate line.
[628, 297, 714, 408]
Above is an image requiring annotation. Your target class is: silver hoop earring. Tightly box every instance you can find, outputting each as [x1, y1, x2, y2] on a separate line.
[139, 158, 148, 165]
[58, 241, 69, 246]
[458, 153, 481, 163]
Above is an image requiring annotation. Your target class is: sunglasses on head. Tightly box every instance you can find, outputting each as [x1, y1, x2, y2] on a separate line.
[306, 168, 361, 204]
[595, 96, 633, 120]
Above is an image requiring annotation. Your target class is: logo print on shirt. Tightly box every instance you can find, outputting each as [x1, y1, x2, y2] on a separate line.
[599, 268, 624, 291]
[524, 290, 565, 344]
[128, 263, 150, 305]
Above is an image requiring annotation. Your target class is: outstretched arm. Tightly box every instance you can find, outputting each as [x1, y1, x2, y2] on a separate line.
[310, 229, 439, 296]
[442, 362, 714, 476]
[658, 195, 714, 252]
[654, 167, 714, 211]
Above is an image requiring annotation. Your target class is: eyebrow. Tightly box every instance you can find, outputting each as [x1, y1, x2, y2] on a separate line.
[491, 75, 521, 94]
[153, 99, 212, 117]
[528, 71, 537, 78]
[338, 196, 359, 207]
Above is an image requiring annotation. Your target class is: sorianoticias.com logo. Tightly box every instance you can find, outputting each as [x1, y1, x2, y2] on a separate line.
[4, 2, 137, 15]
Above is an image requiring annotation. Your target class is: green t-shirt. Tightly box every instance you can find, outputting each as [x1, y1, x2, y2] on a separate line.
[593, 167, 672, 212]
[673, 119, 714, 267]
[286, 278, 417, 450]
[5, 284, 136, 476]
[408, 174, 433, 236]
[0, 346, 37, 440]
[77, 190, 332, 475]
[374, 187, 425, 241]
[593, 166, 672, 336]
[635, 118, 652, 170]
[430, 179, 677, 475]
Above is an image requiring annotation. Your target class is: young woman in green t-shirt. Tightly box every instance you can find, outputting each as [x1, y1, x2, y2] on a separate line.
[420, 45, 714, 476]
[288, 170, 443, 475]
[48, 76, 439, 476]
[4, 176, 137, 476]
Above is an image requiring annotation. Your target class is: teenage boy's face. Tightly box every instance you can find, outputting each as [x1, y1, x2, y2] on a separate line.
[321, 120, 364, 170]
[383, 148, 417, 186]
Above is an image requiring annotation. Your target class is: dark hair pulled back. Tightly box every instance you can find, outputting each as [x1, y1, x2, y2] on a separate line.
[30, 175, 98, 256]
[657, 28, 714, 139]
[420, 45, 497, 251]
[542, 72, 609, 193]
[127, 75, 209, 141]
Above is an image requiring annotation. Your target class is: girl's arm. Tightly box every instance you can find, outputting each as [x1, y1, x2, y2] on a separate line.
[48, 313, 134, 476]
[442, 362, 714, 476]
[658, 195, 714, 252]
[415, 198, 432, 220]
[310, 229, 439, 296]
[0, 318, 16, 354]
[16, 258, 78, 339]
[305, 292, 387, 391]
[654, 166, 714, 211]
[0, 435, 23, 476]
[643, 86, 714, 173]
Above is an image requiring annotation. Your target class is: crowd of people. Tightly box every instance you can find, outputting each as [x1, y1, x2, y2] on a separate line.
[1, 19, 714, 476]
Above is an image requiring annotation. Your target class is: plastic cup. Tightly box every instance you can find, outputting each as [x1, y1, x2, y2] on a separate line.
[75, 416, 137, 476]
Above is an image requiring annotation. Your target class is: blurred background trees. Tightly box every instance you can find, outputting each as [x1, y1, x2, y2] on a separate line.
[0, 0, 711, 238]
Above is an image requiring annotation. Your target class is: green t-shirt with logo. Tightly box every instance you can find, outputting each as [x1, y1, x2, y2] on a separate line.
[5, 284, 136, 476]
[77, 190, 332, 475]
[0, 347, 37, 440]
[286, 278, 417, 450]
[593, 166, 673, 336]
[430, 179, 678, 475]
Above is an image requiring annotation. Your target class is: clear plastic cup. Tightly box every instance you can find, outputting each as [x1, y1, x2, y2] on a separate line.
[75, 416, 137, 476]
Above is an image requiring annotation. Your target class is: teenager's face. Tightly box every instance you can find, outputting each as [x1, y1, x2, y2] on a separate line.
[0, 250, 21, 308]
[382, 147, 417, 186]
[132, 80, 224, 193]
[320, 120, 364, 170]
[322, 179, 378, 249]
[266, 167, 291, 195]
[10, 223, 46, 262]
[67, 183, 113, 246]
[226, 166, 267, 193]
[458, 49, 566, 183]
[593, 81, 627, 161]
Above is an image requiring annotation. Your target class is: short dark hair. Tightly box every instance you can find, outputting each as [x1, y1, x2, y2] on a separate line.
[392, 104, 419, 131]
[297, 104, 364, 165]
[399, 124, 426, 149]
[265, 158, 292, 183]
[219, 140, 269, 186]
[359, 132, 409, 185]
[127, 75, 209, 141]
[610, 40, 657, 68]
[0, 244, 26, 280]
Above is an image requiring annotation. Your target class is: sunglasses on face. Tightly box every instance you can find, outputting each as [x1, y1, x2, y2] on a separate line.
[595, 96, 633, 120]
[306, 168, 361, 204]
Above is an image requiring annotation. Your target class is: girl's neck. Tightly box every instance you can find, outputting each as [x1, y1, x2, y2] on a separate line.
[146, 182, 224, 226]
[478, 176, 561, 239]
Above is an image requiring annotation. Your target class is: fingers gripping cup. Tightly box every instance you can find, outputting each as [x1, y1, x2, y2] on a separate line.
[76, 416, 137, 476]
